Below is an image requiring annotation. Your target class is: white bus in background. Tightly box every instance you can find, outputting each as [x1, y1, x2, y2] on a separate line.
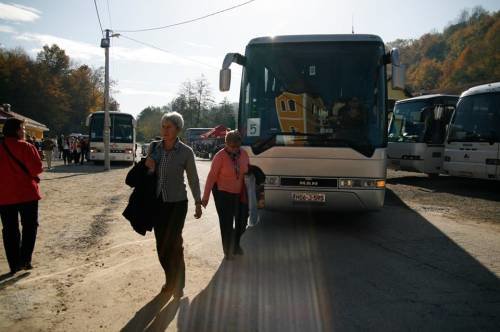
[387, 94, 458, 176]
[85, 111, 137, 164]
[443, 82, 500, 180]
[219, 34, 405, 211]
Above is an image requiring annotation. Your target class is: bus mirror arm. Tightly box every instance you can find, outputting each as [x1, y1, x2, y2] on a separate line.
[220, 53, 246, 92]
[390, 48, 406, 90]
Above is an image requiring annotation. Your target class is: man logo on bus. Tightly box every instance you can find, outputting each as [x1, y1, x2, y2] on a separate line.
[464, 153, 470, 159]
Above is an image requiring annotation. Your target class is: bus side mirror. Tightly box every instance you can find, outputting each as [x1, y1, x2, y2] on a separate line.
[391, 48, 405, 90]
[220, 69, 231, 92]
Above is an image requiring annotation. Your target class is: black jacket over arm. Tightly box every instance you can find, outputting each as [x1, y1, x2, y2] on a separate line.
[123, 158, 158, 235]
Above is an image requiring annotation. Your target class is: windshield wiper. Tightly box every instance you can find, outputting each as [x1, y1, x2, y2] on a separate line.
[251, 131, 314, 155]
[292, 134, 376, 157]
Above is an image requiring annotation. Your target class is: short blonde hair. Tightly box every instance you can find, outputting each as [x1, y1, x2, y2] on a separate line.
[225, 130, 242, 145]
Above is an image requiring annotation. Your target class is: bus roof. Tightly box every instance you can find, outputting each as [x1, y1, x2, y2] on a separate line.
[460, 82, 500, 98]
[248, 34, 384, 45]
[89, 111, 134, 118]
[396, 94, 459, 104]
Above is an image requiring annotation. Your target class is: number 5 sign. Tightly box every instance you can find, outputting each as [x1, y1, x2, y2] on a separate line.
[247, 118, 260, 137]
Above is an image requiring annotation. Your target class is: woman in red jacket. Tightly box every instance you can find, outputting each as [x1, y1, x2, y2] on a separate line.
[202, 130, 249, 260]
[0, 118, 43, 274]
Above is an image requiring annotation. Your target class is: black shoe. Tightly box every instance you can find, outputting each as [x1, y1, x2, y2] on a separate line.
[234, 246, 244, 255]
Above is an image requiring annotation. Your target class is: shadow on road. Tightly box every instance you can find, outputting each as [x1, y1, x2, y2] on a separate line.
[0, 271, 30, 290]
[41, 162, 132, 178]
[121, 293, 186, 332]
[387, 174, 500, 202]
[175, 190, 500, 331]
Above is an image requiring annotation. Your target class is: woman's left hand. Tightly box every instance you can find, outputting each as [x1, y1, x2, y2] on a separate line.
[194, 204, 202, 219]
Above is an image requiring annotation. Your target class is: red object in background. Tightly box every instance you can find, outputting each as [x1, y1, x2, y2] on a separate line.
[200, 125, 228, 139]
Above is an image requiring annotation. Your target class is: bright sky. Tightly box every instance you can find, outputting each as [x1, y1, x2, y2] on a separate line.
[1, 0, 499, 118]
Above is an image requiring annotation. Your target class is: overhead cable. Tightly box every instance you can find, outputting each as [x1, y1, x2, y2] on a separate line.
[119, 34, 218, 69]
[115, 0, 256, 33]
[107, 0, 113, 29]
[93, 0, 105, 36]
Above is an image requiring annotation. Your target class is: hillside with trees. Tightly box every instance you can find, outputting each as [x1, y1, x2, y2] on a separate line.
[388, 7, 500, 94]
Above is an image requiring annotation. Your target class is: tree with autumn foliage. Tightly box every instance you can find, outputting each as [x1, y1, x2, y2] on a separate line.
[388, 7, 500, 94]
[0, 44, 118, 135]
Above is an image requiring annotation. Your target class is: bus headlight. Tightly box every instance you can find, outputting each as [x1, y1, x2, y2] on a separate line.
[90, 148, 96, 153]
[125, 148, 133, 154]
[339, 179, 385, 189]
[265, 176, 280, 186]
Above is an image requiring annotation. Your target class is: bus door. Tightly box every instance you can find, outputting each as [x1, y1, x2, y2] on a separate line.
[422, 105, 455, 174]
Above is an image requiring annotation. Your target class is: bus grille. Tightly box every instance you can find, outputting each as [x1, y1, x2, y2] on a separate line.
[280, 177, 338, 188]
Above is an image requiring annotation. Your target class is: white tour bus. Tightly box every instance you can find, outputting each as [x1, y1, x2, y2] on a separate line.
[443, 82, 500, 180]
[86, 111, 137, 164]
[387, 94, 458, 176]
[219, 34, 405, 211]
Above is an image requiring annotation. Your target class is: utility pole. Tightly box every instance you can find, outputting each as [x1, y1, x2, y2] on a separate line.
[100, 30, 111, 170]
[100, 29, 119, 170]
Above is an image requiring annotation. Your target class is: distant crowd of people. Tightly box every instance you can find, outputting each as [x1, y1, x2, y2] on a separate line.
[23, 134, 89, 169]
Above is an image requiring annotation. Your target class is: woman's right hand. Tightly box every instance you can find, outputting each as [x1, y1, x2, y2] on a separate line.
[145, 157, 155, 171]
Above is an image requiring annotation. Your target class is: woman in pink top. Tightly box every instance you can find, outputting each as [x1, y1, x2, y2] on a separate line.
[202, 130, 249, 259]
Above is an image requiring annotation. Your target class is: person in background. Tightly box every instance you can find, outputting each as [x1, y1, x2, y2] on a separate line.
[0, 118, 43, 274]
[57, 134, 63, 160]
[74, 138, 82, 164]
[145, 111, 203, 299]
[41, 137, 55, 170]
[62, 136, 70, 165]
[202, 130, 250, 260]
[80, 137, 88, 165]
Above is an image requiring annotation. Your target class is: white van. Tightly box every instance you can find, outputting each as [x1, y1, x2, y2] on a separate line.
[443, 82, 500, 180]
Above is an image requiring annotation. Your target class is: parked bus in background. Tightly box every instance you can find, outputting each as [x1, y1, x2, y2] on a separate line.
[219, 34, 405, 211]
[387, 94, 458, 176]
[443, 82, 500, 180]
[184, 128, 212, 146]
[85, 111, 136, 164]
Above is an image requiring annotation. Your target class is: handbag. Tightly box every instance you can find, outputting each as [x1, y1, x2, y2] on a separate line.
[2, 141, 41, 183]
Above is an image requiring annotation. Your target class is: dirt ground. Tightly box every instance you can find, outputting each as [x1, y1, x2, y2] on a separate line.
[0, 160, 499, 331]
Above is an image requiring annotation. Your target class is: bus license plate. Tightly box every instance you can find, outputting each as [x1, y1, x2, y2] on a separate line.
[292, 192, 326, 203]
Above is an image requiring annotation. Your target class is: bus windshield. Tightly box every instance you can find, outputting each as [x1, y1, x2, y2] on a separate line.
[448, 92, 500, 143]
[239, 42, 386, 157]
[90, 113, 134, 143]
[389, 101, 428, 143]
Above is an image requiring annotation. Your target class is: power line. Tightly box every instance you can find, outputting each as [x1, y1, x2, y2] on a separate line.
[106, 0, 113, 29]
[93, 0, 104, 36]
[119, 34, 219, 70]
[115, 0, 256, 33]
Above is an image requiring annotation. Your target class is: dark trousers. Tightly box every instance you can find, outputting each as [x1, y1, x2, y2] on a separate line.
[154, 199, 188, 293]
[73, 152, 80, 164]
[63, 149, 70, 164]
[0, 201, 39, 272]
[212, 185, 248, 256]
[80, 149, 88, 164]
